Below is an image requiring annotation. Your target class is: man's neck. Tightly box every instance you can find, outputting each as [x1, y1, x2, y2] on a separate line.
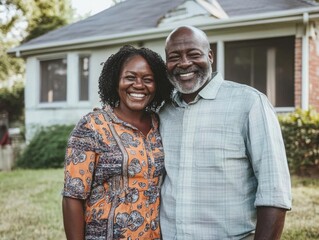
[181, 79, 210, 104]
[181, 91, 199, 104]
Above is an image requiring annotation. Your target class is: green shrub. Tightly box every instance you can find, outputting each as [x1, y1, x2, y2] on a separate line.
[16, 124, 74, 169]
[278, 108, 319, 175]
[0, 82, 24, 125]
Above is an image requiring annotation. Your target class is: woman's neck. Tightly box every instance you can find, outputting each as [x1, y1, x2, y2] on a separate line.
[113, 107, 152, 136]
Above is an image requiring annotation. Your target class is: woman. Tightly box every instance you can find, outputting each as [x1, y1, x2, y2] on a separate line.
[62, 45, 173, 240]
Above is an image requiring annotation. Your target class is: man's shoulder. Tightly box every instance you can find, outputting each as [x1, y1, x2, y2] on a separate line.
[158, 102, 172, 114]
[222, 80, 265, 98]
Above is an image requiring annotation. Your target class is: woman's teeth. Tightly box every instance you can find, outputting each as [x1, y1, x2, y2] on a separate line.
[130, 93, 145, 98]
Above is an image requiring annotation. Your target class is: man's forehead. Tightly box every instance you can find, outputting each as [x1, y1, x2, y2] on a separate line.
[166, 28, 208, 49]
[166, 36, 208, 54]
[166, 39, 200, 52]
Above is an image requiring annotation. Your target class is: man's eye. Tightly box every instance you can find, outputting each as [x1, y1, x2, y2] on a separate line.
[168, 55, 179, 61]
[189, 53, 201, 58]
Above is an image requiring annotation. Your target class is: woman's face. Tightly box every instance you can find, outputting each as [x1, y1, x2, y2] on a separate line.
[117, 55, 156, 113]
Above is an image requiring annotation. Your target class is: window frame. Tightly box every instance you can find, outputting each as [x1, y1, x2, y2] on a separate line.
[224, 36, 295, 108]
[78, 54, 90, 102]
[37, 54, 68, 108]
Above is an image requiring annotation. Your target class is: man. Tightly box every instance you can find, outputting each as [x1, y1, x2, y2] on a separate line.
[159, 25, 292, 240]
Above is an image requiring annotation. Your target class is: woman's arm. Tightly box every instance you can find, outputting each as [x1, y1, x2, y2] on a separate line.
[62, 197, 85, 240]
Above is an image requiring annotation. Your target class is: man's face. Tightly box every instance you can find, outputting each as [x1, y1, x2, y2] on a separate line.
[165, 29, 213, 95]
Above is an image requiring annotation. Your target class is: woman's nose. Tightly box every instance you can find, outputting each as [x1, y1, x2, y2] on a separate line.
[133, 78, 144, 88]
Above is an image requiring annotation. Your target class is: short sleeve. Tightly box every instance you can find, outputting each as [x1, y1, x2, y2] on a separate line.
[246, 94, 292, 210]
[62, 115, 98, 200]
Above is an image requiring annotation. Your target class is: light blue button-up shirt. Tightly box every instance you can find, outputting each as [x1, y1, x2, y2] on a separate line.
[159, 72, 292, 240]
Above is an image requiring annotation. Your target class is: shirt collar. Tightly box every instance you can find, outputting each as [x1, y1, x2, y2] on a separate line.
[98, 103, 159, 130]
[172, 72, 224, 106]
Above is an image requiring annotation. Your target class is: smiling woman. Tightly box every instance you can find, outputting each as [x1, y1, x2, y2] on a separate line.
[61, 45, 173, 240]
[115, 55, 156, 135]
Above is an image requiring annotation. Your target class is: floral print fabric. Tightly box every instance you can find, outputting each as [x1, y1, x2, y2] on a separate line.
[62, 105, 164, 240]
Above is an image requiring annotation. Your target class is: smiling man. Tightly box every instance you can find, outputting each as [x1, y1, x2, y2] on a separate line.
[159, 26, 292, 240]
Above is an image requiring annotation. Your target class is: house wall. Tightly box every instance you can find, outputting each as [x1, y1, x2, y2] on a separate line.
[24, 46, 122, 141]
[23, 42, 168, 141]
[24, 21, 316, 140]
[309, 38, 319, 110]
[294, 36, 319, 112]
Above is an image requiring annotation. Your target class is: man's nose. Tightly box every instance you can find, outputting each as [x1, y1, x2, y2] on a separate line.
[178, 55, 192, 68]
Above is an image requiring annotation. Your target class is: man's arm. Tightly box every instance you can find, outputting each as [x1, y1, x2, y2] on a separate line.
[254, 206, 287, 240]
[62, 197, 85, 240]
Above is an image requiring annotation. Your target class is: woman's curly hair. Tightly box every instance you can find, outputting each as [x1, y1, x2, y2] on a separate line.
[98, 45, 173, 112]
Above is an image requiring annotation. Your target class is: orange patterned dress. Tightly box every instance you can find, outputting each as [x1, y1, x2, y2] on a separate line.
[62, 105, 164, 240]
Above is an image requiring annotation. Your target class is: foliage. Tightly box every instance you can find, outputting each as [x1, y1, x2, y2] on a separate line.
[278, 108, 319, 175]
[16, 124, 74, 169]
[0, 0, 73, 82]
[23, 0, 73, 42]
[0, 81, 24, 124]
[0, 41, 25, 82]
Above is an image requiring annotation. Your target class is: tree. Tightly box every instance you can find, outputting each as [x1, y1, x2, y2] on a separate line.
[23, 0, 73, 42]
[0, 81, 24, 124]
[0, 0, 73, 82]
[0, 0, 73, 126]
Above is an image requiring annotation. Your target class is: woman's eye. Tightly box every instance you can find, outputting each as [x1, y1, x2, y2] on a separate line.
[125, 76, 135, 80]
[144, 78, 153, 83]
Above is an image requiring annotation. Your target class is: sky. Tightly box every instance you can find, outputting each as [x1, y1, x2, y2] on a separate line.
[71, 0, 114, 17]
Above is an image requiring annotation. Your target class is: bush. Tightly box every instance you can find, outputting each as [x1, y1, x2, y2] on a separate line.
[278, 108, 319, 176]
[0, 82, 24, 125]
[16, 124, 74, 169]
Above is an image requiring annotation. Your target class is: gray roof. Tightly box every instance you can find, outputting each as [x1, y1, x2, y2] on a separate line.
[21, 0, 185, 47]
[222, 0, 318, 16]
[16, 0, 319, 48]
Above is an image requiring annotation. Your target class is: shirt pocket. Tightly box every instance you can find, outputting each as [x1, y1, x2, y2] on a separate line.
[94, 150, 123, 183]
[194, 127, 246, 168]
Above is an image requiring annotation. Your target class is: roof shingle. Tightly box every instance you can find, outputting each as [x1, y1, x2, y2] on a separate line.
[18, 0, 319, 48]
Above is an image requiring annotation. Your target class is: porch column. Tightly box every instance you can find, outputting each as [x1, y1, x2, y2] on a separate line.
[216, 40, 224, 77]
[301, 12, 310, 110]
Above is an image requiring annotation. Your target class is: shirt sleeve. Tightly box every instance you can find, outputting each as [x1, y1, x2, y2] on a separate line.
[62, 114, 98, 200]
[246, 94, 292, 210]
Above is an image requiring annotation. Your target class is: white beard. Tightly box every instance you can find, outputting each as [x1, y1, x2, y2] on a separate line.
[169, 64, 212, 94]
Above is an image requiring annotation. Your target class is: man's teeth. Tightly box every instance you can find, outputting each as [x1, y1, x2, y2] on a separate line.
[130, 93, 145, 98]
[180, 72, 194, 77]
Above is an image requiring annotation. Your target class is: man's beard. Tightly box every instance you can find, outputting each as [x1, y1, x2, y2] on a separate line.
[168, 65, 212, 94]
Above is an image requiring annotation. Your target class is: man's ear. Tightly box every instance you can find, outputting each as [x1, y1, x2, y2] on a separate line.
[208, 49, 214, 65]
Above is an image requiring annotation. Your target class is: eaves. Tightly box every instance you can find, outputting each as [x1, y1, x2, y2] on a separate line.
[7, 6, 319, 57]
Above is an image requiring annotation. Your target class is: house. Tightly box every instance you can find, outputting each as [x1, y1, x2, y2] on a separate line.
[8, 0, 319, 141]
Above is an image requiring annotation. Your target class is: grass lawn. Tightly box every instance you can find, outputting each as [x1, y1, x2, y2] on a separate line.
[0, 169, 65, 240]
[0, 169, 318, 240]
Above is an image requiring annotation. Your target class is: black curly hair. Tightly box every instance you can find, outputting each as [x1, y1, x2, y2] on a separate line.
[98, 45, 173, 112]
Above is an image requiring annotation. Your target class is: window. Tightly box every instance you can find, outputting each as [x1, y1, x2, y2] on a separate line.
[79, 56, 90, 101]
[225, 37, 294, 107]
[40, 58, 67, 103]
